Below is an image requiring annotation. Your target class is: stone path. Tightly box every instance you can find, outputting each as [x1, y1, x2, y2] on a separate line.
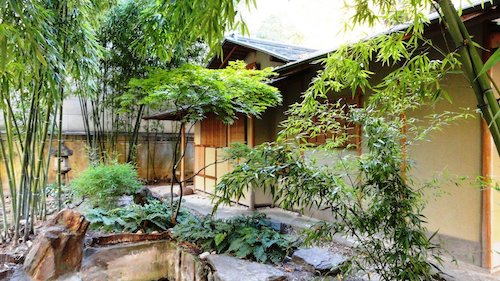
[148, 185, 500, 281]
[292, 248, 346, 274]
[207, 254, 286, 281]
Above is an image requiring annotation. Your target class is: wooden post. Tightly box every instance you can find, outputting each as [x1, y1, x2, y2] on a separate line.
[180, 123, 186, 184]
[248, 116, 255, 211]
[482, 119, 493, 269]
[480, 28, 498, 270]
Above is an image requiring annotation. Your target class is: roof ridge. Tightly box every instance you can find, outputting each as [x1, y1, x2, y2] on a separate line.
[226, 34, 317, 52]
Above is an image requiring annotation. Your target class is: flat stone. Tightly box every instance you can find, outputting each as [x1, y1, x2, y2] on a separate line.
[291, 248, 346, 274]
[207, 254, 286, 281]
[268, 219, 287, 234]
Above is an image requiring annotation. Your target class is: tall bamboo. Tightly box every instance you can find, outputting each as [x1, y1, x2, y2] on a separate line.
[437, 0, 500, 156]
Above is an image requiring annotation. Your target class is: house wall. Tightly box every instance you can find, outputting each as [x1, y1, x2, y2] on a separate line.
[408, 74, 483, 265]
[255, 24, 490, 266]
[192, 51, 292, 206]
[489, 63, 500, 269]
[193, 117, 273, 207]
[203, 25, 496, 268]
[244, 52, 284, 69]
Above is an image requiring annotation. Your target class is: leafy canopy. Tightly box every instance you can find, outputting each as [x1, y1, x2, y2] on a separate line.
[134, 0, 255, 61]
[125, 61, 282, 124]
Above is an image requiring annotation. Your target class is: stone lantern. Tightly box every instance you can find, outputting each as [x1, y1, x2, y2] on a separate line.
[51, 141, 74, 175]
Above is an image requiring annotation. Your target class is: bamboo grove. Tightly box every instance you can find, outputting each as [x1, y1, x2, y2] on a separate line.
[0, 0, 107, 243]
[0, 0, 252, 243]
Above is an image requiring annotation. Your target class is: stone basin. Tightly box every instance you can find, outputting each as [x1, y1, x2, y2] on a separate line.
[12, 240, 208, 281]
[80, 240, 207, 281]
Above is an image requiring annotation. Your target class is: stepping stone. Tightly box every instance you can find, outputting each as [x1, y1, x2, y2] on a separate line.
[292, 248, 346, 274]
[206, 254, 286, 281]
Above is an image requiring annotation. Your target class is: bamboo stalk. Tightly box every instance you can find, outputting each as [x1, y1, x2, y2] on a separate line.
[127, 104, 145, 163]
[57, 95, 63, 211]
[437, 0, 500, 156]
[29, 101, 53, 236]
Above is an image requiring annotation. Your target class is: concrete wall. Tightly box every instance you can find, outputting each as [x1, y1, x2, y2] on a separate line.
[0, 133, 194, 195]
[60, 95, 179, 134]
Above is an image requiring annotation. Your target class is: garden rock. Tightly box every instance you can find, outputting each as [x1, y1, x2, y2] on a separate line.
[269, 219, 287, 234]
[199, 251, 210, 260]
[207, 254, 286, 281]
[182, 186, 194, 196]
[23, 209, 89, 281]
[291, 248, 346, 274]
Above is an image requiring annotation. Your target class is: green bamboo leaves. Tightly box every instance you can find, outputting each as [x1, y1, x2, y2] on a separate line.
[0, 0, 110, 243]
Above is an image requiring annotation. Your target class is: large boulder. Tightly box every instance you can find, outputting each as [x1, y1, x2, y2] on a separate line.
[207, 254, 286, 281]
[23, 209, 90, 281]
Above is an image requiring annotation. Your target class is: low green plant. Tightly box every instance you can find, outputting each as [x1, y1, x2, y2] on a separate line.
[86, 199, 192, 233]
[71, 162, 142, 209]
[172, 213, 299, 264]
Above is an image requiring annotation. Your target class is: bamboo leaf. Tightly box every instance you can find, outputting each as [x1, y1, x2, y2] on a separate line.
[478, 48, 500, 77]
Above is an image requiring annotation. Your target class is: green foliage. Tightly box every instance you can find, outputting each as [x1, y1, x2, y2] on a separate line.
[134, 0, 255, 61]
[479, 47, 500, 77]
[126, 61, 281, 225]
[71, 162, 142, 209]
[215, 99, 472, 279]
[173, 214, 298, 264]
[340, 0, 500, 152]
[86, 199, 191, 233]
[215, 143, 345, 213]
[95, 0, 204, 100]
[0, 0, 113, 241]
[125, 61, 281, 124]
[82, 0, 206, 164]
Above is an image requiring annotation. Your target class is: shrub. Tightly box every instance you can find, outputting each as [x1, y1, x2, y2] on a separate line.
[86, 199, 192, 233]
[172, 213, 299, 264]
[71, 162, 142, 209]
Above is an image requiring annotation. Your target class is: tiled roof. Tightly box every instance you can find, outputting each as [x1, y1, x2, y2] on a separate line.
[224, 34, 317, 62]
[275, 0, 497, 73]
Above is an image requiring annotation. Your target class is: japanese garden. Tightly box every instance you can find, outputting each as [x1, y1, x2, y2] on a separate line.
[1, 0, 500, 280]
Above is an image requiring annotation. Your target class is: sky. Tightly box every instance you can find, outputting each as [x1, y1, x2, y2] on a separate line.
[237, 0, 480, 51]
[237, 0, 385, 50]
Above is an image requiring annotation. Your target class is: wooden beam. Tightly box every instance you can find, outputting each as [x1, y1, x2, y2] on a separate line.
[219, 46, 237, 69]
